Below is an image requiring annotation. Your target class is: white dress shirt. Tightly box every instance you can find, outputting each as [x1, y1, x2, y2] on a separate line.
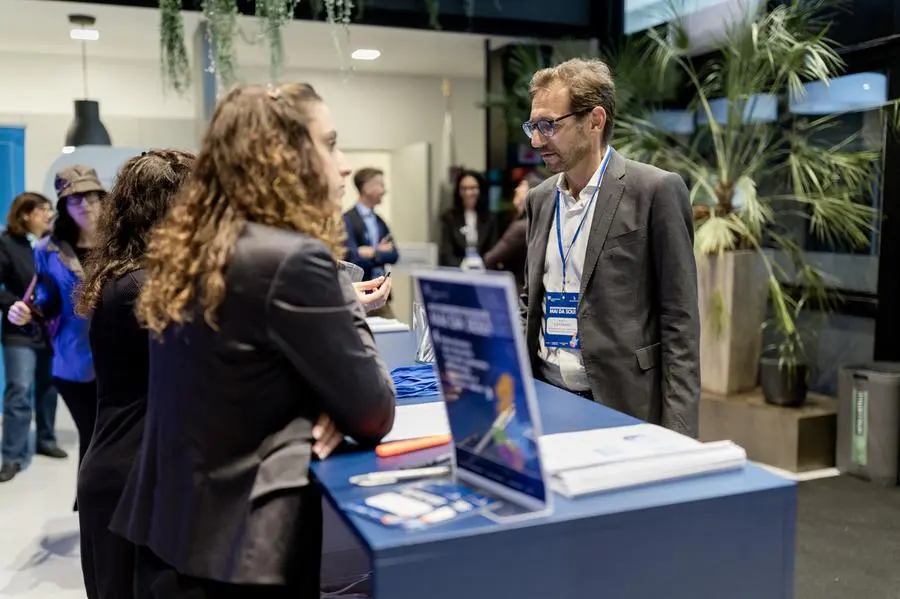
[463, 209, 478, 248]
[538, 162, 608, 392]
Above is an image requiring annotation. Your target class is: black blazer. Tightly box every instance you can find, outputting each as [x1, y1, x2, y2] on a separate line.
[438, 209, 498, 267]
[110, 223, 396, 586]
[0, 231, 46, 348]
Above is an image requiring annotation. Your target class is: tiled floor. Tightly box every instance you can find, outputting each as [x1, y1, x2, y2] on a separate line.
[0, 408, 84, 599]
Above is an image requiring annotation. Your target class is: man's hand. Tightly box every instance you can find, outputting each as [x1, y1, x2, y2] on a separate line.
[312, 413, 344, 459]
[353, 276, 391, 313]
[358, 245, 376, 259]
[377, 241, 394, 253]
[7, 301, 32, 326]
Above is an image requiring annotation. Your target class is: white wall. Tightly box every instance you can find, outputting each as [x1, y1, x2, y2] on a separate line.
[0, 51, 486, 200]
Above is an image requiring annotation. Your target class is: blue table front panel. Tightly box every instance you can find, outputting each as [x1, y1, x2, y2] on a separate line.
[313, 331, 797, 599]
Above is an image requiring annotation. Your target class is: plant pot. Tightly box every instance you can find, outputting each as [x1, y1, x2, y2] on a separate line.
[698, 250, 768, 396]
[760, 356, 809, 407]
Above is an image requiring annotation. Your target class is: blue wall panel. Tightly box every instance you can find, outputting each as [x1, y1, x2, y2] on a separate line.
[0, 126, 26, 411]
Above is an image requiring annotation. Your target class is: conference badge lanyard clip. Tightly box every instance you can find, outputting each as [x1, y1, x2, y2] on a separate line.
[543, 148, 614, 350]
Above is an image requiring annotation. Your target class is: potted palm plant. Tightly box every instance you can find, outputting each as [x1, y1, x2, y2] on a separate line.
[760, 291, 819, 407]
[614, 0, 881, 396]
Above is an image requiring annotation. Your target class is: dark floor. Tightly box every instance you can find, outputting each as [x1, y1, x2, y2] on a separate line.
[796, 475, 900, 599]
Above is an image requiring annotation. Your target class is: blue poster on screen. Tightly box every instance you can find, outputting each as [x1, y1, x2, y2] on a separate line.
[418, 274, 547, 504]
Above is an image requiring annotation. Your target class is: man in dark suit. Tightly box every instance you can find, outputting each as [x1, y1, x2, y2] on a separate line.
[342, 167, 399, 317]
[520, 58, 700, 437]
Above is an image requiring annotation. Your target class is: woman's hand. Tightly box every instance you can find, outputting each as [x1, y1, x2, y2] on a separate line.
[312, 413, 345, 459]
[353, 276, 392, 313]
[7, 301, 32, 326]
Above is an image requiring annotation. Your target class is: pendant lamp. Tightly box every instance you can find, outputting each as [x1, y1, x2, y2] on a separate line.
[64, 14, 111, 151]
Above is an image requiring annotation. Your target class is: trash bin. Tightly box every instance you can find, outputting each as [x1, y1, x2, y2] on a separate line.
[836, 363, 900, 486]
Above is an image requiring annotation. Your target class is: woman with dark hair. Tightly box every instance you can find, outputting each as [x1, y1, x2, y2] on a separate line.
[8, 166, 105, 479]
[484, 172, 543, 293]
[73, 150, 195, 599]
[438, 170, 498, 267]
[111, 84, 395, 598]
[0, 192, 62, 483]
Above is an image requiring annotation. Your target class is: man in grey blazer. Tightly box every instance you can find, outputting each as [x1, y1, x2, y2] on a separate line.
[520, 58, 700, 437]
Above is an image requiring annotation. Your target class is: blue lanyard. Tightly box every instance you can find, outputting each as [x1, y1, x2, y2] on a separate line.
[555, 148, 615, 289]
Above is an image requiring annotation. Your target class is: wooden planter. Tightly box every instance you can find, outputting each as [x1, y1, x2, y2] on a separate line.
[697, 250, 768, 396]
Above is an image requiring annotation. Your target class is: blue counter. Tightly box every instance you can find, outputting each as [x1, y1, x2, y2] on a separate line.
[313, 332, 796, 599]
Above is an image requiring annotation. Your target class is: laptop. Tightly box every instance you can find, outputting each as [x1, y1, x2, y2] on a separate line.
[413, 268, 553, 520]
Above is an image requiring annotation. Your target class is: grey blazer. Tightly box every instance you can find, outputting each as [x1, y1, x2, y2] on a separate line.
[521, 150, 700, 437]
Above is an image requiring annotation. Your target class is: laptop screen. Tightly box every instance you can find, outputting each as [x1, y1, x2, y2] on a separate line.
[415, 270, 548, 506]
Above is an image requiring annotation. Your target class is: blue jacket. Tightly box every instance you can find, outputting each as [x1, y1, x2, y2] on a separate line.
[33, 237, 94, 383]
[342, 206, 399, 280]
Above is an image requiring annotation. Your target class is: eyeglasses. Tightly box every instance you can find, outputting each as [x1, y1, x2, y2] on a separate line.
[521, 110, 589, 140]
[66, 194, 100, 207]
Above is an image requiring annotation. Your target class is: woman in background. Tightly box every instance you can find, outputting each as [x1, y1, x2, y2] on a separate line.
[438, 170, 498, 267]
[8, 166, 105, 478]
[111, 83, 395, 599]
[484, 172, 542, 293]
[0, 192, 62, 483]
[73, 150, 195, 599]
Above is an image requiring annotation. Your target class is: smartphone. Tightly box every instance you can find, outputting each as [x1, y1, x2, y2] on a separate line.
[379, 271, 393, 288]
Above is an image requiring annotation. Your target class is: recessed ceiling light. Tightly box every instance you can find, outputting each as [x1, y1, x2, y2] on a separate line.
[70, 28, 100, 41]
[351, 49, 381, 61]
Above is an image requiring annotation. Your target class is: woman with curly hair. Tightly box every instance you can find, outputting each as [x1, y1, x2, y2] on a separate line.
[110, 83, 396, 599]
[73, 149, 195, 599]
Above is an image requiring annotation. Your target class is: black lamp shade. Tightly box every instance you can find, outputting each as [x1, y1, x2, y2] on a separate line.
[65, 100, 111, 147]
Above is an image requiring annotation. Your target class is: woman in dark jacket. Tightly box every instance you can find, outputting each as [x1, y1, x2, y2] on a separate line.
[72, 150, 195, 599]
[484, 173, 542, 293]
[7, 166, 105, 476]
[438, 170, 498, 267]
[111, 83, 395, 599]
[0, 192, 62, 483]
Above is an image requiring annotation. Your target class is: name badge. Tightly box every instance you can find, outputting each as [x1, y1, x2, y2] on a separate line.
[544, 292, 580, 349]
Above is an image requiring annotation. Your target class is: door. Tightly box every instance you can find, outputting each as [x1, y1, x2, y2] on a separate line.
[387, 142, 432, 324]
[0, 127, 25, 227]
[0, 126, 24, 409]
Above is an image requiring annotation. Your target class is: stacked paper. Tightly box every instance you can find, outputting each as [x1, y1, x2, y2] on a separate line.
[366, 316, 411, 333]
[538, 424, 746, 498]
[382, 402, 450, 443]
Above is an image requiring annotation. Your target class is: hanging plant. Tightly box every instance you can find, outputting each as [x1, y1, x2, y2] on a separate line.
[159, 0, 192, 95]
[424, 0, 440, 29]
[202, 0, 240, 89]
[463, 0, 474, 21]
[324, 0, 354, 25]
[309, 0, 324, 19]
[255, 0, 300, 83]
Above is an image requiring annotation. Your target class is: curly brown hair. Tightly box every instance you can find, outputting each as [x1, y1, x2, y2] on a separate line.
[74, 149, 196, 317]
[137, 83, 345, 336]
